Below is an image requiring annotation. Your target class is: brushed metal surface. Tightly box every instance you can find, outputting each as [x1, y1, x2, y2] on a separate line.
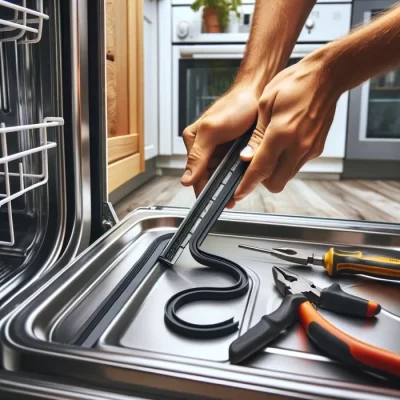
[2, 207, 400, 399]
[0, 0, 67, 306]
[0, 371, 148, 400]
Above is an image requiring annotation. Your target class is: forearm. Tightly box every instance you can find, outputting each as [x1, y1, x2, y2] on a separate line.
[311, 3, 400, 94]
[235, 0, 317, 96]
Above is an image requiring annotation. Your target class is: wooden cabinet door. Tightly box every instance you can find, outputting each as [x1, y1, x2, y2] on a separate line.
[143, 0, 159, 160]
[106, 0, 145, 193]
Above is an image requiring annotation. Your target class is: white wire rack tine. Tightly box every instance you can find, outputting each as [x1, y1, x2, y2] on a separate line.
[0, 171, 44, 179]
[0, 1, 48, 19]
[20, 0, 43, 44]
[0, 19, 37, 34]
[11, 0, 27, 42]
[0, 121, 61, 134]
[0, 18, 41, 33]
[0, 8, 17, 32]
[0, 0, 49, 44]
[0, 142, 56, 164]
[19, 162, 24, 190]
[0, 0, 27, 42]
[0, 117, 63, 245]
[0, 125, 15, 246]
[0, 174, 49, 208]
[40, 116, 46, 179]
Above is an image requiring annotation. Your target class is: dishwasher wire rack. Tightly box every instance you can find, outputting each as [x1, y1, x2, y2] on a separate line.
[0, 117, 64, 246]
[0, 0, 48, 44]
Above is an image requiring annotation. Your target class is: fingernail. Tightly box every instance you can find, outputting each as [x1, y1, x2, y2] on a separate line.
[181, 169, 192, 183]
[240, 145, 254, 158]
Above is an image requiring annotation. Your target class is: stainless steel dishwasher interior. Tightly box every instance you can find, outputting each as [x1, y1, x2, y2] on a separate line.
[0, 0, 66, 300]
[0, 0, 92, 307]
[3, 207, 400, 400]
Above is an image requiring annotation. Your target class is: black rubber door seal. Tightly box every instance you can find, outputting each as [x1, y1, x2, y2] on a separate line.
[161, 124, 255, 339]
[67, 234, 174, 347]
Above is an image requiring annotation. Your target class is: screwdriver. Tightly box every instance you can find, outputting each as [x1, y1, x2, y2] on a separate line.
[238, 244, 400, 280]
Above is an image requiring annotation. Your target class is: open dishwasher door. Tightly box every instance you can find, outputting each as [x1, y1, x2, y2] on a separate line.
[1, 206, 400, 399]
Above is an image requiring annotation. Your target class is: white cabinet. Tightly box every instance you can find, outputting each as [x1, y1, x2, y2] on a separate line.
[143, 0, 159, 160]
[320, 91, 348, 159]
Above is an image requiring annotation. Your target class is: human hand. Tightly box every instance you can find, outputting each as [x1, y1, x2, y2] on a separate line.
[234, 56, 340, 201]
[180, 85, 258, 208]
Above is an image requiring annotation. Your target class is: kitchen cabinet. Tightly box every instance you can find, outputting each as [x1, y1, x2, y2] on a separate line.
[143, 0, 159, 160]
[105, 0, 145, 193]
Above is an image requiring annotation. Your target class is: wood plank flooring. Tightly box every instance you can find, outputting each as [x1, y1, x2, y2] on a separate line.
[114, 176, 400, 223]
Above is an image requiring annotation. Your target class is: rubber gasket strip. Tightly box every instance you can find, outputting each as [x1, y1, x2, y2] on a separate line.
[65, 233, 174, 347]
[160, 124, 255, 339]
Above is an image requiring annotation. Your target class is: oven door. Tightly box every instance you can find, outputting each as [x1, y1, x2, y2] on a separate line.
[346, 0, 400, 160]
[173, 44, 349, 164]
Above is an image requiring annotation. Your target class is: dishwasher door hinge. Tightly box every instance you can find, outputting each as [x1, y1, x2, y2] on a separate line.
[102, 202, 119, 232]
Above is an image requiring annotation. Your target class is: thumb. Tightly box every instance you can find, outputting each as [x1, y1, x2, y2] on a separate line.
[240, 91, 274, 162]
[181, 137, 215, 186]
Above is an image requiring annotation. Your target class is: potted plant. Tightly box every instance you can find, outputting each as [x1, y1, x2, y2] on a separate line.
[190, 0, 242, 33]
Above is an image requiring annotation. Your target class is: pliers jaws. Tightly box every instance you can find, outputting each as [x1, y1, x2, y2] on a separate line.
[273, 266, 321, 305]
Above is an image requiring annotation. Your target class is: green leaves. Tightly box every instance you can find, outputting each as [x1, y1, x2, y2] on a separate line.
[190, 0, 203, 12]
[190, 0, 242, 30]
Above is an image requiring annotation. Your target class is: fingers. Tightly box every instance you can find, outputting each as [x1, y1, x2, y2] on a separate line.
[226, 199, 236, 209]
[192, 142, 232, 196]
[263, 149, 304, 193]
[234, 125, 288, 200]
[181, 120, 216, 187]
[234, 87, 277, 200]
[193, 173, 209, 198]
[240, 91, 275, 162]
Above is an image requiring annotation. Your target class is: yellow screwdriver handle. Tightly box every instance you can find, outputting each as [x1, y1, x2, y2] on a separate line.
[324, 248, 400, 279]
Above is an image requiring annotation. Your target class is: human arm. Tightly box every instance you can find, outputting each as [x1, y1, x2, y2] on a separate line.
[181, 0, 317, 205]
[234, 3, 400, 199]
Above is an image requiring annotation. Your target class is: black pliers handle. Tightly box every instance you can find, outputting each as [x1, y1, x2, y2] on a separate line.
[229, 267, 400, 380]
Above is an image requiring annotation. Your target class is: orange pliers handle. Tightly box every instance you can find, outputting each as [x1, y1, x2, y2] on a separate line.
[300, 301, 400, 378]
[229, 294, 400, 380]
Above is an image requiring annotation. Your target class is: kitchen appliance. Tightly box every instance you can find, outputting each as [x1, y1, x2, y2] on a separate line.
[159, 1, 352, 176]
[346, 0, 400, 160]
[1, 0, 400, 399]
[3, 207, 400, 399]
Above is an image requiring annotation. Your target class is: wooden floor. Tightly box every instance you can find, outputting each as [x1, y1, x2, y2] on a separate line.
[115, 176, 400, 223]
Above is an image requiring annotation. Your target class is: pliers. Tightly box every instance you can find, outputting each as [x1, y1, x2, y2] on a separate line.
[229, 266, 400, 380]
[238, 244, 400, 280]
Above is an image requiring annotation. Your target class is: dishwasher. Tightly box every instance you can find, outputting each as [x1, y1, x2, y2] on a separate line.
[1, 1, 400, 399]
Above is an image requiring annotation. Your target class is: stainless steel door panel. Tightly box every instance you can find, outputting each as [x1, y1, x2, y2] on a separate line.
[2, 207, 400, 399]
[0, 371, 149, 399]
